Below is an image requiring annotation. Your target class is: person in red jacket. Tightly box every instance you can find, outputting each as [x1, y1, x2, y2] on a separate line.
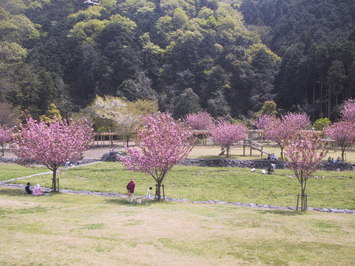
[126, 178, 135, 203]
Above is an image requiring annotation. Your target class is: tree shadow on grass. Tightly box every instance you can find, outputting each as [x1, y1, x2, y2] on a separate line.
[256, 209, 306, 216]
[105, 198, 164, 207]
[64, 168, 119, 173]
[0, 187, 60, 198]
[0, 187, 24, 197]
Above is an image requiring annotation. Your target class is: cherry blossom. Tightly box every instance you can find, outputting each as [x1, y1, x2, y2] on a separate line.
[285, 132, 327, 210]
[209, 121, 247, 158]
[325, 121, 355, 161]
[341, 98, 355, 122]
[184, 112, 214, 130]
[13, 118, 93, 191]
[120, 113, 194, 200]
[325, 99, 355, 161]
[0, 127, 12, 157]
[256, 113, 310, 159]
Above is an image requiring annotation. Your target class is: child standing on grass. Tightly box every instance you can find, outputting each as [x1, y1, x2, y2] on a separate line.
[147, 187, 153, 199]
[126, 178, 135, 203]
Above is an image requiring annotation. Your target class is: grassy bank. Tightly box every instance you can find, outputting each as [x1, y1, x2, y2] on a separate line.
[8, 162, 355, 209]
[0, 187, 354, 265]
[0, 163, 46, 182]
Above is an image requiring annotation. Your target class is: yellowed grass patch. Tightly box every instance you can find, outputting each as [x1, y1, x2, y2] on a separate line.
[0, 187, 354, 265]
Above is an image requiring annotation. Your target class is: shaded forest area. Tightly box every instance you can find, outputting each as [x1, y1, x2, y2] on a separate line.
[0, 0, 354, 121]
[241, 0, 355, 120]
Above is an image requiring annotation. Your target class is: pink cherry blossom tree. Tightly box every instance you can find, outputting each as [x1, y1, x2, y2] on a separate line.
[185, 112, 214, 145]
[120, 113, 194, 200]
[325, 121, 355, 161]
[0, 127, 12, 157]
[13, 118, 93, 191]
[254, 114, 274, 130]
[285, 132, 328, 211]
[341, 98, 355, 122]
[256, 113, 310, 160]
[209, 121, 248, 158]
[325, 99, 355, 161]
[184, 112, 214, 130]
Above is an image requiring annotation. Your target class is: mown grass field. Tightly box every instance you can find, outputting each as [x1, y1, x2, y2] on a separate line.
[0, 163, 46, 182]
[7, 162, 355, 210]
[0, 187, 354, 265]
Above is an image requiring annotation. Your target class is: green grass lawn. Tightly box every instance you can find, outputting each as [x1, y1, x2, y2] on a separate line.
[0, 187, 354, 265]
[8, 162, 355, 209]
[0, 163, 47, 182]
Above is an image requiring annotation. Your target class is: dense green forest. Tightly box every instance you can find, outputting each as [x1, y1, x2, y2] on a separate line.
[0, 0, 354, 121]
[241, 0, 355, 120]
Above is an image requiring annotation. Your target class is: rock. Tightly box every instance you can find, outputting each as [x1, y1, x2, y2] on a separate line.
[101, 151, 121, 162]
[179, 158, 354, 171]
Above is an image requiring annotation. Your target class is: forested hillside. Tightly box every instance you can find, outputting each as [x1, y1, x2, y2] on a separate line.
[0, 0, 354, 121]
[241, 0, 355, 120]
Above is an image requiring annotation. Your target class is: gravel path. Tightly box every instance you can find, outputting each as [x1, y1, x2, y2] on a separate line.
[1, 147, 118, 160]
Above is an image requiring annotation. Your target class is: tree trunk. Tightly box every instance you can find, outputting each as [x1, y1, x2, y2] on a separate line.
[155, 181, 162, 201]
[312, 84, 315, 120]
[299, 194, 307, 211]
[320, 80, 323, 116]
[280, 147, 284, 160]
[299, 180, 308, 211]
[52, 168, 58, 192]
[328, 85, 331, 119]
[341, 146, 346, 161]
[226, 145, 230, 158]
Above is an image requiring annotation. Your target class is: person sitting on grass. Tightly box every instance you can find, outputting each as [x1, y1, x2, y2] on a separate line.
[25, 182, 32, 194]
[33, 184, 42, 196]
